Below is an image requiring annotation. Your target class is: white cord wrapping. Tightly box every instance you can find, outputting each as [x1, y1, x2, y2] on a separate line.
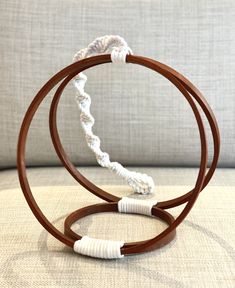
[73, 35, 155, 194]
[73, 236, 124, 259]
[118, 197, 158, 216]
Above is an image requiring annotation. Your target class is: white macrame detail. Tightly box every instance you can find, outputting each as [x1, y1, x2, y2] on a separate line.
[73, 236, 124, 259]
[73, 35, 155, 194]
[118, 197, 158, 216]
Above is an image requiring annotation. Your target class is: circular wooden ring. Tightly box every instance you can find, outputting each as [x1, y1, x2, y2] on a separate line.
[49, 56, 220, 209]
[55, 54, 213, 252]
[17, 54, 207, 253]
[64, 202, 176, 254]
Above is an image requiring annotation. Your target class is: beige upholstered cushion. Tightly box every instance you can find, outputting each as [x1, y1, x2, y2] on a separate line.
[0, 0, 235, 168]
[0, 184, 234, 287]
[1, 166, 235, 190]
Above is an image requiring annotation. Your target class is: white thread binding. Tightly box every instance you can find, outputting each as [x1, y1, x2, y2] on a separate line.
[118, 197, 158, 216]
[73, 236, 124, 259]
[111, 46, 130, 63]
[73, 35, 155, 194]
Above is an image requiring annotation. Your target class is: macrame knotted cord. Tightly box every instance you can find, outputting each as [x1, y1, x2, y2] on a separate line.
[73, 35, 155, 194]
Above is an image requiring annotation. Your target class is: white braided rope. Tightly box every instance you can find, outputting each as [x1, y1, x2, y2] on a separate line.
[118, 197, 157, 216]
[73, 236, 124, 259]
[73, 35, 155, 194]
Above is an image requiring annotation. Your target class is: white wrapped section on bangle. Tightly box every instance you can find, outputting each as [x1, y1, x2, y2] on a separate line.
[111, 46, 130, 63]
[73, 35, 155, 195]
[118, 197, 158, 216]
[73, 236, 124, 259]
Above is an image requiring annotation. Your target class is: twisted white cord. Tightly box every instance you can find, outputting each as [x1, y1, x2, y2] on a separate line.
[73, 35, 155, 194]
[74, 236, 124, 259]
[118, 197, 157, 216]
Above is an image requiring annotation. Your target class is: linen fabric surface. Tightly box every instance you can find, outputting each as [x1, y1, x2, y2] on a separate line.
[1, 167, 234, 286]
[0, 0, 235, 168]
[0, 182, 234, 287]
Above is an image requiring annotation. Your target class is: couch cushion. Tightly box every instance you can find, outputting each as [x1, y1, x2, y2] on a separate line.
[0, 181, 234, 287]
[0, 0, 235, 168]
[1, 166, 235, 191]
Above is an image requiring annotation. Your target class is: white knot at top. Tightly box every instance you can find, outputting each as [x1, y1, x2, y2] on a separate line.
[111, 46, 131, 63]
[73, 35, 132, 63]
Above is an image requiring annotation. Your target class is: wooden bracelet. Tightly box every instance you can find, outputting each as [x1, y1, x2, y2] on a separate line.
[64, 202, 176, 256]
[49, 55, 220, 209]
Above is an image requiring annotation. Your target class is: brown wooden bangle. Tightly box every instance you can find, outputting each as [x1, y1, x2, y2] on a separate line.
[64, 203, 176, 253]
[51, 54, 214, 253]
[49, 55, 220, 209]
[17, 54, 208, 254]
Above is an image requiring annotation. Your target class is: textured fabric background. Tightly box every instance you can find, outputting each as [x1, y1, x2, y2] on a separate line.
[1, 166, 235, 191]
[0, 0, 235, 168]
[0, 184, 234, 287]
